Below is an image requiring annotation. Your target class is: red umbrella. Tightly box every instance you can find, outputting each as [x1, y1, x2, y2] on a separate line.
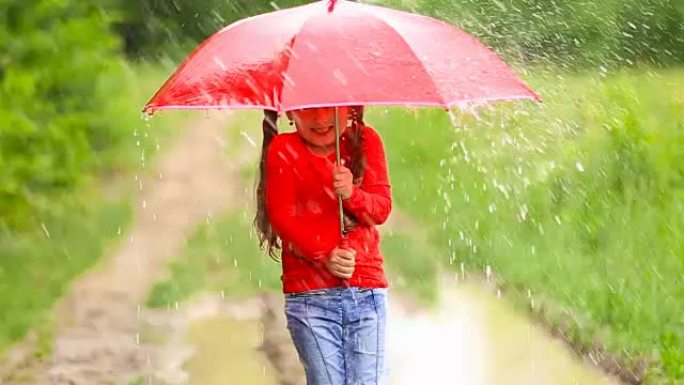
[143, 0, 540, 113]
[143, 0, 541, 235]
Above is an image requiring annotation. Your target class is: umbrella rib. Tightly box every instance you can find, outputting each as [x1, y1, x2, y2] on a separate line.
[358, 3, 542, 105]
[276, 34, 300, 113]
[144, 33, 222, 113]
[362, 11, 448, 106]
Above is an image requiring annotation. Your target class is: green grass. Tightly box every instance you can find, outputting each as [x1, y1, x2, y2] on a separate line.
[147, 213, 282, 307]
[381, 233, 439, 305]
[0, 187, 132, 356]
[370, 67, 684, 384]
[0, 63, 185, 356]
[128, 376, 145, 385]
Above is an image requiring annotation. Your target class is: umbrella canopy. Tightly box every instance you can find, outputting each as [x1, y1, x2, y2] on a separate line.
[143, 0, 540, 114]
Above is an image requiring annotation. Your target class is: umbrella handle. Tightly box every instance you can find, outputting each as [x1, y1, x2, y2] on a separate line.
[335, 107, 345, 238]
[335, 107, 350, 288]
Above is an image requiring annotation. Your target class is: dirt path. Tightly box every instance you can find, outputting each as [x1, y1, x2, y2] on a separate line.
[2, 111, 244, 385]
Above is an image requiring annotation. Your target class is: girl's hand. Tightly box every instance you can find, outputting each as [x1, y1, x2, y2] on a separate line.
[333, 165, 354, 199]
[325, 247, 356, 279]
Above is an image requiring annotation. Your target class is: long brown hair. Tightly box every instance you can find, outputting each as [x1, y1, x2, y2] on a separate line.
[254, 106, 367, 261]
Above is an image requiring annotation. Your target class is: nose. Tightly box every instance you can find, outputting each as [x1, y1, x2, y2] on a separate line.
[310, 108, 333, 125]
[314, 108, 330, 120]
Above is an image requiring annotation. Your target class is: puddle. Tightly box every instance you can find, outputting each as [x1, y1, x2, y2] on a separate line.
[173, 277, 621, 385]
[386, 275, 622, 385]
[470, 283, 620, 385]
[184, 315, 278, 385]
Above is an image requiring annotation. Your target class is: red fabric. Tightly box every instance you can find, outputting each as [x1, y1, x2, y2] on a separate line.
[143, 1, 541, 115]
[266, 124, 391, 293]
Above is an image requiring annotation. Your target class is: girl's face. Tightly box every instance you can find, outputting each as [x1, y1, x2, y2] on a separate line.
[288, 107, 349, 149]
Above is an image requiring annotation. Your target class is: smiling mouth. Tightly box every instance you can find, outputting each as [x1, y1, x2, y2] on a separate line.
[312, 125, 334, 134]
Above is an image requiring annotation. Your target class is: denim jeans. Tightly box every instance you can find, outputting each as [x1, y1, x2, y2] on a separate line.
[284, 287, 388, 385]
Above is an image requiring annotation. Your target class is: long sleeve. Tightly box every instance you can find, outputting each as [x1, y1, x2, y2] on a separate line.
[265, 137, 338, 262]
[342, 127, 392, 226]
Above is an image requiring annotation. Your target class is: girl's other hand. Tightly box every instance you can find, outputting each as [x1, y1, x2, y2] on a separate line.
[325, 247, 356, 279]
[333, 165, 354, 199]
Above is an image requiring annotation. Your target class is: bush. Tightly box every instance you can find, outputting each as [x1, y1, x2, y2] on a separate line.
[0, 1, 129, 229]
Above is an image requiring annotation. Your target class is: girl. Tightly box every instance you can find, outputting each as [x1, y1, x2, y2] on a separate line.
[254, 106, 392, 385]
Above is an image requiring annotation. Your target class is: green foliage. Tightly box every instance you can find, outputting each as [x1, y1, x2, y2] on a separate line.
[0, 0, 185, 354]
[111, 0, 311, 59]
[381, 233, 439, 305]
[371, 68, 684, 383]
[416, 0, 684, 67]
[108, 0, 684, 67]
[0, 0, 127, 228]
[0, 193, 132, 353]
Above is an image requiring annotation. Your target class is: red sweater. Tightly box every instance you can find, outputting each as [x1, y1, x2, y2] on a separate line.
[265, 124, 392, 293]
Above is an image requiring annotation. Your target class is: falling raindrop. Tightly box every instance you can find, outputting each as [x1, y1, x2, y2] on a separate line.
[240, 130, 257, 147]
[40, 223, 50, 239]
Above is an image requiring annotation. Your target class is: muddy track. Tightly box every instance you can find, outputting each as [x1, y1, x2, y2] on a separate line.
[1, 112, 244, 385]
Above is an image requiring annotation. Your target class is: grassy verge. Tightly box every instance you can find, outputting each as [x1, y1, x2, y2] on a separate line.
[0, 195, 131, 357]
[381, 233, 439, 305]
[370, 67, 684, 384]
[0, 62, 185, 357]
[146, 212, 282, 307]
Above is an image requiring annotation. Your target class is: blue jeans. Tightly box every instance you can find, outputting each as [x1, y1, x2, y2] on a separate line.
[284, 287, 388, 385]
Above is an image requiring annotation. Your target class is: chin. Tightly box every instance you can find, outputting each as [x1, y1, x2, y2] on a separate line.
[315, 140, 335, 148]
[307, 136, 335, 147]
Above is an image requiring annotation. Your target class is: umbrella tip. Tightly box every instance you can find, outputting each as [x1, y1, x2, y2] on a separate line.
[141, 105, 156, 118]
[328, 0, 337, 12]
